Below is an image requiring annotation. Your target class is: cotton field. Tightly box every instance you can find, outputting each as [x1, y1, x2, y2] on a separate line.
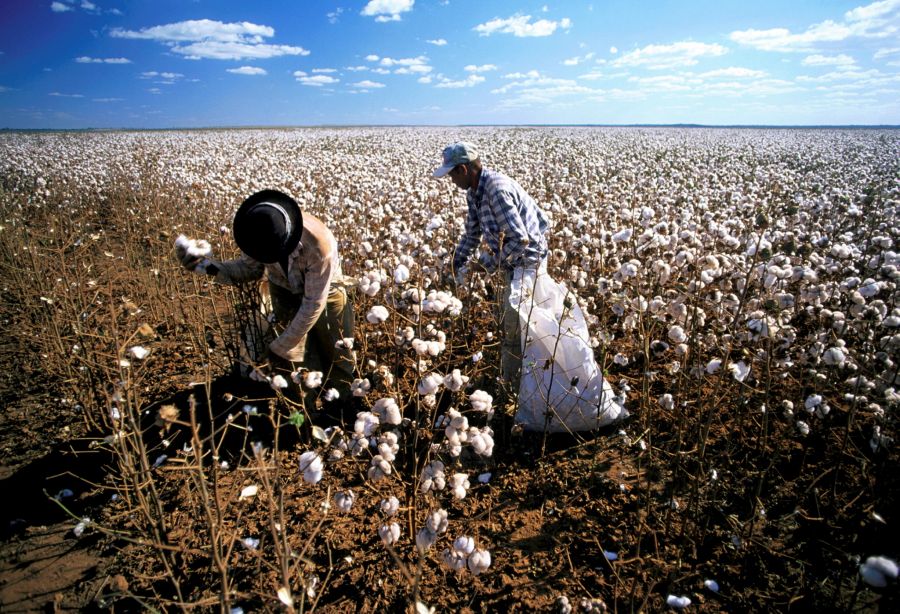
[0, 127, 898, 612]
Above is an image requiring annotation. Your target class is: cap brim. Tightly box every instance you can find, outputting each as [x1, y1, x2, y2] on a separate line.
[432, 163, 454, 178]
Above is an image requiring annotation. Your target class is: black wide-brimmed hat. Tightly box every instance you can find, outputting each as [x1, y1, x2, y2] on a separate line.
[233, 190, 303, 263]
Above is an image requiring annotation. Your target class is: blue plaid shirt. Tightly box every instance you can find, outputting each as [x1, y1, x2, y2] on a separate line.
[453, 168, 550, 273]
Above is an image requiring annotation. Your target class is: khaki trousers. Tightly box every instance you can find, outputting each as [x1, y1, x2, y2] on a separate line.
[269, 283, 355, 394]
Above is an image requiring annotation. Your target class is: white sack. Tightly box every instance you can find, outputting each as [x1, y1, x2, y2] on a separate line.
[511, 266, 627, 432]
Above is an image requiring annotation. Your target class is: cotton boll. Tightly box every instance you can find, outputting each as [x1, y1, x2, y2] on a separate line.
[728, 361, 750, 382]
[469, 389, 493, 412]
[418, 372, 443, 396]
[367, 455, 392, 482]
[860, 555, 899, 587]
[667, 326, 686, 344]
[796, 421, 810, 436]
[420, 461, 446, 493]
[351, 378, 371, 397]
[468, 427, 494, 457]
[393, 264, 410, 284]
[380, 496, 400, 516]
[367, 305, 390, 324]
[354, 411, 380, 436]
[335, 490, 355, 513]
[323, 388, 340, 402]
[467, 549, 491, 575]
[704, 579, 719, 592]
[425, 508, 449, 535]
[303, 371, 323, 388]
[372, 397, 402, 425]
[442, 548, 468, 571]
[449, 473, 470, 499]
[666, 595, 691, 609]
[299, 451, 323, 484]
[241, 537, 260, 550]
[129, 345, 149, 360]
[444, 369, 470, 392]
[271, 374, 289, 390]
[804, 394, 822, 413]
[612, 228, 632, 243]
[453, 535, 476, 555]
[239, 485, 259, 500]
[379, 522, 401, 546]
[822, 346, 846, 367]
[659, 394, 674, 410]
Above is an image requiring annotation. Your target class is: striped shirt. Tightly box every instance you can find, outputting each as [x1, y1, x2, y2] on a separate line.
[453, 167, 550, 273]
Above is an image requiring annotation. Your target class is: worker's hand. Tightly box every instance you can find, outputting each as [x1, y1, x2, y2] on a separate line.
[269, 337, 305, 363]
[174, 235, 213, 272]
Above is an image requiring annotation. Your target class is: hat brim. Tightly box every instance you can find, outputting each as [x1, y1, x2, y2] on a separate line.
[432, 163, 455, 178]
[233, 190, 303, 262]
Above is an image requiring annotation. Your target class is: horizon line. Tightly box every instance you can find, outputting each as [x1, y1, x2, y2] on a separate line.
[2, 123, 899, 132]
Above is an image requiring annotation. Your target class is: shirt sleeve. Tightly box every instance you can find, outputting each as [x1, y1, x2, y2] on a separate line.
[269, 249, 335, 361]
[453, 197, 482, 272]
[490, 189, 532, 269]
[212, 254, 265, 285]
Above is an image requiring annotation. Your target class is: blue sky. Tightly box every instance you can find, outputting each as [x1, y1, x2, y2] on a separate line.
[1, 0, 899, 128]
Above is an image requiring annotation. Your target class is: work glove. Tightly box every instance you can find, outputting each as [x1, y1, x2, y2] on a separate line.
[174, 234, 215, 273]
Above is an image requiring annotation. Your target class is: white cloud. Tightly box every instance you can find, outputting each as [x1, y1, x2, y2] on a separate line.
[93, 97, 123, 102]
[294, 72, 339, 86]
[227, 66, 267, 75]
[352, 80, 386, 88]
[369, 54, 433, 75]
[610, 46, 618, 54]
[730, 0, 900, 52]
[427, 38, 447, 46]
[491, 75, 577, 94]
[874, 46, 900, 58]
[312, 68, 337, 73]
[345, 65, 368, 71]
[111, 19, 309, 60]
[464, 64, 497, 73]
[51, 2, 73, 12]
[417, 75, 432, 83]
[612, 41, 728, 69]
[802, 53, 856, 67]
[698, 67, 768, 78]
[327, 8, 344, 24]
[474, 14, 572, 37]
[503, 70, 541, 79]
[75, 56, 131, 64]
[141, 71, 184, 80]
[563, 52, 595, 66]
[49, 92, 84, 97]
[797, 67, 897, 84]
[436, 74, 486, 88]
[361, 0, 414, 22]
[0, 86, 12, 93]
[81, 1, 97, 11]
